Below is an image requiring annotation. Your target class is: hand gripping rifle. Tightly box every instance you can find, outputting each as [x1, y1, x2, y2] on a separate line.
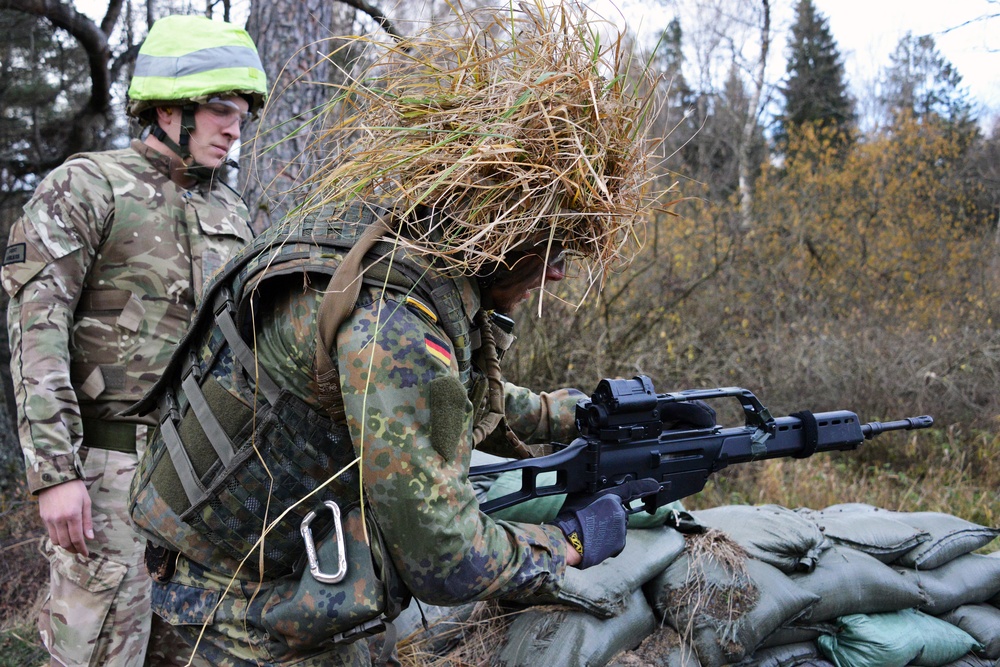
[470, 376, 934, 516]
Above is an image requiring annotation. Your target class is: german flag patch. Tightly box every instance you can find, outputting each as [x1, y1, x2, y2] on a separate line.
[425, 334, 452, 367]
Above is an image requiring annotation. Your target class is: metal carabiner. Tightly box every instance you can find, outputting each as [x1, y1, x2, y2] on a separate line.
[300, 500, 348, 584]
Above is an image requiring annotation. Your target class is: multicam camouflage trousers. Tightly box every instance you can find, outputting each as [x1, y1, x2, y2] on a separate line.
[38, 445, 151, 667]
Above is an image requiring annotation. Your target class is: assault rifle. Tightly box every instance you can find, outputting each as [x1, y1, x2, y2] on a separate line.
[470, 376, 933, 515]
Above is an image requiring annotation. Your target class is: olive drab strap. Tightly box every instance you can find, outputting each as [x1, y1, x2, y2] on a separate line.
[315, 219, 391, 423]
[471, 310, 533, 458]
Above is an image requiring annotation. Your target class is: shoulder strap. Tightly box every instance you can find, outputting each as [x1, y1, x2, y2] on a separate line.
[315, 219, 391, 422]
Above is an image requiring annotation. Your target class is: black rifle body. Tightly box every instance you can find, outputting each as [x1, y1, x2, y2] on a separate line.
[470, 377, 933, 515]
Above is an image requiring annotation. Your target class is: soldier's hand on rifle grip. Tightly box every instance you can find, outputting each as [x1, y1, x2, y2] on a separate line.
[553, 478, 660, 569]
[662, 399, 716, 430]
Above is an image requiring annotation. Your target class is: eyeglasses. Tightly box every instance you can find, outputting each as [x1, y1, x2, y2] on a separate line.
[199, 99, 250, 130]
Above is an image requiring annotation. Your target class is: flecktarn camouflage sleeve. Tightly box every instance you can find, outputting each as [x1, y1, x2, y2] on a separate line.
[502, 382, 586, 446]
[1, 159, 110, 492]
[337, 295, 570, 606]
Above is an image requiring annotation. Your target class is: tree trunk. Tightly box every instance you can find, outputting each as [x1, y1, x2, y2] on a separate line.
[241, 1, 363, 231]
[738, 0, 769, 230]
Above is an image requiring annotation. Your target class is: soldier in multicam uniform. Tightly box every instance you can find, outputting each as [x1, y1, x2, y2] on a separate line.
[126, 3, 690, 666]
[2, 15, 267, 667]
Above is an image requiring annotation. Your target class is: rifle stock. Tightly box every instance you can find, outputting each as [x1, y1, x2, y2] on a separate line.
[470, 376, 933, 515]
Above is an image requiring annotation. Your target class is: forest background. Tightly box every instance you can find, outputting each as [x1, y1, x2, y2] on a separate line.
[1, 0, 999, 662]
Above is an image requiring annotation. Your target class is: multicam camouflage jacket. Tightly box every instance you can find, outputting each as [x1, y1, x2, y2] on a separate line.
[2, 140, 253, 493]
[128, 210, 585, 657]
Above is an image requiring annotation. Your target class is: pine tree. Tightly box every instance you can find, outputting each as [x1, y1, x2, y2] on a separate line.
[777, 0, 853, 147]
[882, 32, 975, 129]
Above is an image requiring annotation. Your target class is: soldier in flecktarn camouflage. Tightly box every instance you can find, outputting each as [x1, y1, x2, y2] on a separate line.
[2, 15, 267, 667]
[126, 3, 665, 666]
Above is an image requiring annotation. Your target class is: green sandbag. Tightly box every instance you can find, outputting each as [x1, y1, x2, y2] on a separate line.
[527, 526, 686, 618]
[938, 656, 996, 667]
[789, 544, 926, 622]
[817, 609, 981, 667]
[759, 625, 834, 650]
[737, 641, 827, 667]
[895, 553, 1000, 615]
[492, 588, 655, 667]
[892, 512, 1000, 569]
[798, 505, 929, 563]
[648, 550, 819, 666]
[692, 505, 826, 573]
[485, 470, 683, 527]
[607, 624, 702, 667]
[940, 605, 1000, 660]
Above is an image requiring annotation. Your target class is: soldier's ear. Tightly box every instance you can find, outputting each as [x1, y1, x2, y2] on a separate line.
[155, 105, 177, 129]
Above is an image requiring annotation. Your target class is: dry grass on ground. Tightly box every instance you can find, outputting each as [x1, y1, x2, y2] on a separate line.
[0, 486, 48, 667]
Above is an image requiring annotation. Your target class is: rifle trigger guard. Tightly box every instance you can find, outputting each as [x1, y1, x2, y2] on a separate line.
[301, 501, 348, 584]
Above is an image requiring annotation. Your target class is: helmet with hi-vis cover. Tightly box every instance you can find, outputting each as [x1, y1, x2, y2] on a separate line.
[127, 14, 267, 120]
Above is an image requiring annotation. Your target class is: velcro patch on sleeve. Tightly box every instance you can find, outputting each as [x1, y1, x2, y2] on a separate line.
[3, 243, 25, 266]
[429, 375, 468, 460]
[425, 334, 452, 367]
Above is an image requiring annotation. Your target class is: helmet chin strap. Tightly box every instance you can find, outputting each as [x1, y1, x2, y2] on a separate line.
[150, 104, 225, 183]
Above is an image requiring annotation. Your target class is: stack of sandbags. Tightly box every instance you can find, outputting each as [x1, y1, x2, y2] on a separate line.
[398, 481, 999, 666]
[730, 504, 1000, 667]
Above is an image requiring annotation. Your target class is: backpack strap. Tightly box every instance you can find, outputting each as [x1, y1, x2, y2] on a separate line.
[315, 218, 391, 422]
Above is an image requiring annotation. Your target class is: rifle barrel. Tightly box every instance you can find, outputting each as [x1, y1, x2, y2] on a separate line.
[861, 415, 934, 438]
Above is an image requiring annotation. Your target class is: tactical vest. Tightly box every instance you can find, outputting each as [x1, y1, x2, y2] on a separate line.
[128, 201, 476, 581]
[68, 144, 251, 424]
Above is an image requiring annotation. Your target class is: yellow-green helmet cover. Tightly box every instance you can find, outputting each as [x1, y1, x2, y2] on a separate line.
[127, 15, 267, 119]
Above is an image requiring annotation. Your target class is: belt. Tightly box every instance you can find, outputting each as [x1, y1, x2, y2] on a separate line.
[81, 418, 138, 453]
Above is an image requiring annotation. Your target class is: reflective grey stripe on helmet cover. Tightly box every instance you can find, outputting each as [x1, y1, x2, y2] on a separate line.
[134, 45, 264, 78]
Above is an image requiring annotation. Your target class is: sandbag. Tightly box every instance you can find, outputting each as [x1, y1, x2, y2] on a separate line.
[892, 512, 1000, 570]
[759, 625, 835, 650]
[608, 624, 702, 667]
[492, 589, 655, 667]
[938, 656, 997, 667]
[692, 505, 826, 573]
[817, 609, 981, 667]
[895, 553, 1000, 615]
[940, 605, 1000, 659]
[798, 505, 928, 563]
[547, 526, 686, 618]
[648, 541, 819, 667]
[736, 641, 830, 667]
[789, 544, 926, 622]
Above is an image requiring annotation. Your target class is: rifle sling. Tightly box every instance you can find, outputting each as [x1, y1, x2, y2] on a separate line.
[791, 410, 819, 458]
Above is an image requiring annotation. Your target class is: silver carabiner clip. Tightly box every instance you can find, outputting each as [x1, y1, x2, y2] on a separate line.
[300, 500, 348, 584]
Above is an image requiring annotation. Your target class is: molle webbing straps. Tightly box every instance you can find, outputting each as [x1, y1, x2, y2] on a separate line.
[157, 287, 284, 511]
[315, 219, 391, 422]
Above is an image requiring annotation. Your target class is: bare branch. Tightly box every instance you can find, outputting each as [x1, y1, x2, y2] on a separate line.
[335, 0, 405, 42]
[1, 0, 113, 114]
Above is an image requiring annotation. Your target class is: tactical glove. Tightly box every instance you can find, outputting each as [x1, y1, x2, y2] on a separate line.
[554, 478, 660, 569]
